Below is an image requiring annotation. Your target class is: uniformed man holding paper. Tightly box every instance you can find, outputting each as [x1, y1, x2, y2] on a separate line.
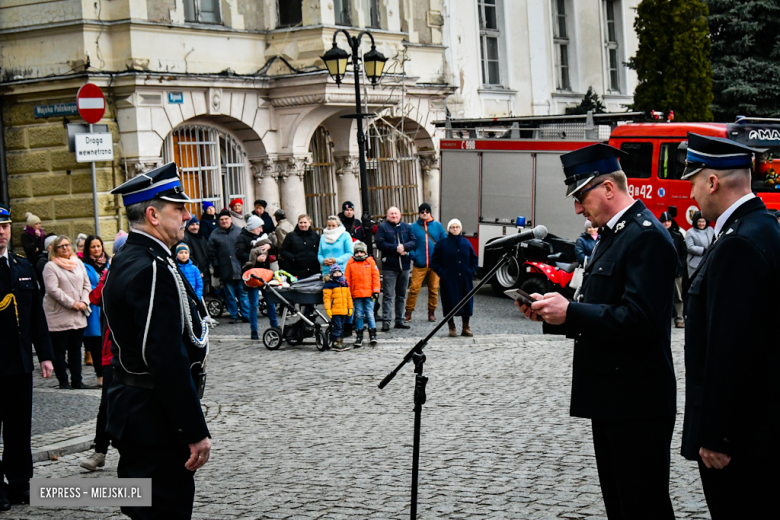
[519, 144, 678, 519]
[680, 133, 780, 518]
[103, 163, 210, 519]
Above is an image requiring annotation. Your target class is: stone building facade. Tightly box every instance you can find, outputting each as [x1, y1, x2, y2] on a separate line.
[1, 0, 451, 249]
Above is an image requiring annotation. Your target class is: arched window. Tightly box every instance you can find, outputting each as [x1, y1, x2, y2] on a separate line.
[304, 126, 338, 231]
[163, 125, 247, 217]
[366, 120, 420, 223]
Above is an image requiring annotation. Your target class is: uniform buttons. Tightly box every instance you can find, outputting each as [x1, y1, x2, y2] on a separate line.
[598, 267, 603, 271]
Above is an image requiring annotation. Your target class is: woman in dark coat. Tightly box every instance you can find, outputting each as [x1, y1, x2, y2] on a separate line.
[279, 214, 321, 279]
[199, 201, 218, 240]
[431, 218, 478, 338]
[21, 212, 46, 264]
[575, 221, 599, 266]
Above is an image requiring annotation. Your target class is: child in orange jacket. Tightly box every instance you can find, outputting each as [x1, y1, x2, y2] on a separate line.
[344, 241, 381, 347]
[323, 263, 353, 351]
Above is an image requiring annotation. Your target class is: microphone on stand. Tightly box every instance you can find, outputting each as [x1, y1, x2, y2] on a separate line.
[484, 225, 548, 250]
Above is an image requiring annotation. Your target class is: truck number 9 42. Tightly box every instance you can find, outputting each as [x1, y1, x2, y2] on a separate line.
[628, 184, 653, 199]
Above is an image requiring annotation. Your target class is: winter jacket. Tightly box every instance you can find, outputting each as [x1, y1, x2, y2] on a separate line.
[235, 228, 275, 272]
[177, 259, 203, 300]
[21, 229, 45, 264]
[88, 269, 113, 367]
[575, 233, 599, 265]
[409, 218, 446, 268]
[323, 281, 353, 317]
[685, 224, 715, 278]
[181, 229, 210, 279]
[318, 227, 354, 276]
[275, 218, 295, 247]
[82, 262, 102, 337]
[35, 256, 48, 296]
[199, 213, 218, 240]
[345, 256, 380, 298]
[279, 226, 321, 279]
[42, 259, 91, 332]
[208, 224, 243, 281]
[375, 220, 416, 272]
[230, 210, 247, 229]
[431, 233, 479, 317]
[338, 212, 364, 243]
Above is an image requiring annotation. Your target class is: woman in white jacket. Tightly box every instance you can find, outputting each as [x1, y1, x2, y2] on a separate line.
[685, 211, 715, 278]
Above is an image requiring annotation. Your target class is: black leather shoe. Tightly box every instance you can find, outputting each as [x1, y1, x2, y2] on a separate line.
[71, 382, 89, 389]
[7, 489, 30, 505]
[0, 492, 11, 512]
[58, 383, 72, 390]
[395, 323, 411, 330]
[381, 322, 390, 332]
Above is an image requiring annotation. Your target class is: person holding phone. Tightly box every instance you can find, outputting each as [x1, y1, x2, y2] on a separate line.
[517, 144, 678, 519]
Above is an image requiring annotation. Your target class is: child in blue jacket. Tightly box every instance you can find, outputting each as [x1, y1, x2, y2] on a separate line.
[175, 243, 203, 300]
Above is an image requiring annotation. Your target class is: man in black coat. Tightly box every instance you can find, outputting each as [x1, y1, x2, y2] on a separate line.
[0, 204, 54, 511]
[680, 133, 780, 518]
[338, 201, 364, 243]
[520, 144, 677, 519]
[103, 163, 211, 519]
[209, 210, 250, 324]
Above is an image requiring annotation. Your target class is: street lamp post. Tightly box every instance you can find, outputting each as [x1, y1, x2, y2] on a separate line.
[322, 30, 387, 255]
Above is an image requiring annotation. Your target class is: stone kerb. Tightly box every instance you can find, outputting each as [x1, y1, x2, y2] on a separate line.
[3, 97, 121, 250]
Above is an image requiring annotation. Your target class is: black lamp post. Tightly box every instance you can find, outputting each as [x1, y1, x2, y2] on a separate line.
[322, 30, 387, 255]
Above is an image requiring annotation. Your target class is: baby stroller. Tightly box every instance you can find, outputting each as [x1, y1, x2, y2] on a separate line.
[245, 270, 331, 351]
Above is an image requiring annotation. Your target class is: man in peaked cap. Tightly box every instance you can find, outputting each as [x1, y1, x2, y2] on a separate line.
[680, 133, 780, 518]
[0, 204, 53, 511]
[102, 162, 211, 519]
[518, 143, 678, 519]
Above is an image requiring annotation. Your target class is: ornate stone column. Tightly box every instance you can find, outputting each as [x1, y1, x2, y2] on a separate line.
[419, 152, 441, 221]
[124, 157, 163, 178]
[333, 152, 362, 216]
[277, 155, 310, 222]
[250, 156, 281, 215]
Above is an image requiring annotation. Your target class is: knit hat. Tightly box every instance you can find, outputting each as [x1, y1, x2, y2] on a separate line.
[44, 234, 58, 249]
[342, 201, 354, 211]
[175, 243, 189, 254]
[246, 215, 263, 231]
[230, 198, 243, 208]
[113, 231, 128, 254]
[188, 216, 199, 226]
[202, 201, 215, 210]
[419, 203, 432, 214]
[659, 211, 671, 223]
[353, 241, 367, 254]
[219, 209, 231, 218]
[329, 264, 343, 276]
[25, 212, 41, 226]
[447, 218, 462, 233]
[274, 209, 286, 220]
[254, 199, 267, 208]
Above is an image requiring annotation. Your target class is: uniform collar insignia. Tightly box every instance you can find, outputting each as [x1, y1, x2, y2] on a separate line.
[642, 220, 652, 227]
[615, 221, 626, 232]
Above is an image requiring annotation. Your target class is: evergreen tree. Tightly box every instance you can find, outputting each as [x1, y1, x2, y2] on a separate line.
[707, 0, 780, 120]
[565, 86, 607, 115]
[629, 0, 713, 122]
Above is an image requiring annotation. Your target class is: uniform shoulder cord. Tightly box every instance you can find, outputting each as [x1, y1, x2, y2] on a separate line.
[0, 293, 19, 325]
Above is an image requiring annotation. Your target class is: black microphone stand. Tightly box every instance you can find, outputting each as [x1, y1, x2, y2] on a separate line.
[378, 249, 519, 519]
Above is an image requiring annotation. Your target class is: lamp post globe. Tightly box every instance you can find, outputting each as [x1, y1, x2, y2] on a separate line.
[363, 46, 388, 86]
[321, 44, 350, 85]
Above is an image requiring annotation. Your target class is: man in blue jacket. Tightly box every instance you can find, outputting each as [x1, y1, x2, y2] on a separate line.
[375, 206, 416, 331]
[405, 203, 446, 323]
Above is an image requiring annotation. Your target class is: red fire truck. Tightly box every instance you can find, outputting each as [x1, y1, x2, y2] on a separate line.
[435, 113, 780, 293]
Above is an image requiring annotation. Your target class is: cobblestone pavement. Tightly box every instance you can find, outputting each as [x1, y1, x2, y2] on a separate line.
[6, 325, 712, 519]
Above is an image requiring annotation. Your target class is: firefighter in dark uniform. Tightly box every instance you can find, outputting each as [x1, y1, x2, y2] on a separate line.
[103, 163, 211, 519]
[0, 203, 54, 511]
[680, 133, 780, 519]
[518, 144, 678, 519]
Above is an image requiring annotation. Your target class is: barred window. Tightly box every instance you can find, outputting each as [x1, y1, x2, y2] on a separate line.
[366, 121, 420, 223]
[304, 127, 338, 231]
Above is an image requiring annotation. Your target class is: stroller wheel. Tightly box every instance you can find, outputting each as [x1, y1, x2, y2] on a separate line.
[315, 329, 330, 352]
[262, 327, 283, 350]
[207, 298, 224, 318]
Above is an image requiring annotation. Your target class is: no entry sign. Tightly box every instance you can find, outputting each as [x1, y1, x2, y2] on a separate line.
[76, 83, 106, 124]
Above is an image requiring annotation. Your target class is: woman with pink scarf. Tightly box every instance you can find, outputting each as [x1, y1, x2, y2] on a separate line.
[42, 235, 92, 389]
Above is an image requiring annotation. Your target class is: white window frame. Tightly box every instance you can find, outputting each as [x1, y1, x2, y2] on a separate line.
[604, 0, 622, 93]
[183, 0, 222, 24]
[552, 0, 571, 91]
[478, 0, 503, 88]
